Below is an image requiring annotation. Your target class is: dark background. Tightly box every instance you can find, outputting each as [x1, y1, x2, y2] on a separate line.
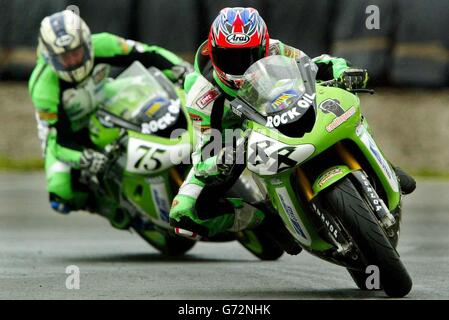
[0, 0, 448, 87]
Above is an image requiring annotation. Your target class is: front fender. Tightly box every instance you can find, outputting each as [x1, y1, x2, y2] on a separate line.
[312, 165, 353, 196]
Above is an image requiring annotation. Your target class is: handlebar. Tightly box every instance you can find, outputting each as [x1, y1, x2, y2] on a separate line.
[318, 79, 375, 95]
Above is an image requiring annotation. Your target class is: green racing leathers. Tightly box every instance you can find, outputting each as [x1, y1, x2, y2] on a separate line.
[28, 32, 191, 213]
[169, 39, 355, 238]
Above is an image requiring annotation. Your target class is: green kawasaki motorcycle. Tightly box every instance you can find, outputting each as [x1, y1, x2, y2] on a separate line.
[83, 61, 283, 259]
[230, 55, 412, 297]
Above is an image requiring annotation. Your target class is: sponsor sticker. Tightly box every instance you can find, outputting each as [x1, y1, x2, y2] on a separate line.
[266, 93, 315, 128]
[196, 88, 220, 109]
[325, 106, 356, 132]
[276, 187, 311, 245]
[189, 113, 202, 122]
[231, 104, 243, 117]
[270, 90, 300, 111]
[284, 46, 301, 59]
[317, 167, 343, 188]
[141, 99, 180, 134]
[226, 33, 250, 44]
[319, 99, 345, 117]
[148, 177, 171, 222]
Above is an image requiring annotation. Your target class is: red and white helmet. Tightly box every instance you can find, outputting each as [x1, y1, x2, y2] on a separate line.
[208, 7, 269, 89]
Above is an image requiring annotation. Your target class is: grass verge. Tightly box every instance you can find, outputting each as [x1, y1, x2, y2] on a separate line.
[0, 156, 43, 171]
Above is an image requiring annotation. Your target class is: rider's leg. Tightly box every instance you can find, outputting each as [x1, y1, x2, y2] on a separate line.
[45, 148, 87, 213]
[392, 166, 416, 195]
[169, 169, 264, 238]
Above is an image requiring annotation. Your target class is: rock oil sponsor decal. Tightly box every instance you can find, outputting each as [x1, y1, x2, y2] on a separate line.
[141, 100, 180, 134]
[266, 93, 315, 128]
[325, 106, 356, 132]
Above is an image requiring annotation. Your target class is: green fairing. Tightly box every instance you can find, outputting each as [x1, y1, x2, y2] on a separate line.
[264, 171, 334, 251]
[248, 85, 399, 208]
[244, 82, 400, 253]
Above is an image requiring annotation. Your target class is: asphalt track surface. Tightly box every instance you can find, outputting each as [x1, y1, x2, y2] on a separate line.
[1, 172, 448, 300]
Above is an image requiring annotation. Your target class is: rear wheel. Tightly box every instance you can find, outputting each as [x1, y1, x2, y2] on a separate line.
[135, 227, 196, 257]
[324, 177, 412, 297]
[237, 229, 284, 261]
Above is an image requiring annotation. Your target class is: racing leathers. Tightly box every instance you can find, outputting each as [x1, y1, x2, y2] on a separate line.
[29, 32, 191, 214]
[169, 39, 359, 238]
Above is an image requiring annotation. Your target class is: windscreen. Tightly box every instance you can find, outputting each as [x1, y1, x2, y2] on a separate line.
[101, 61, 181, 132]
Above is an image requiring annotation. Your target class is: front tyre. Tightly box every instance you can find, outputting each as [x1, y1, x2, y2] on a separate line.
[324, 177, 412, 297]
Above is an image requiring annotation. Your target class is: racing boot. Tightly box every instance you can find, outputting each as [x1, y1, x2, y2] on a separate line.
[393, 166, 416, 195]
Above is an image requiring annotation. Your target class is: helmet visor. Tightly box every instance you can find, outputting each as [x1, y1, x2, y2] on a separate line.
[212, 46, 265, 76]
[49, 44, 91, 72]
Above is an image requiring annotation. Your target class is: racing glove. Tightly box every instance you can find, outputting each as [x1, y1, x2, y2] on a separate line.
[79, 149, 107, 176]
[338, 68, 369, 90]
[171, 62, 194, 86]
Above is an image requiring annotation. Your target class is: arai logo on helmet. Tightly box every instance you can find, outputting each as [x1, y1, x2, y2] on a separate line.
[226, 33, 250, 44]
[55, 34, 75, 47]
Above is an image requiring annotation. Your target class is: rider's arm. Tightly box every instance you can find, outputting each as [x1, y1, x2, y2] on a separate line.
[272, 39, 351, 81]
[28, 61, 83, 168]
[92, 32, 192, 83]
[312, 54, 351, 81]
[184, 72, 224, 179]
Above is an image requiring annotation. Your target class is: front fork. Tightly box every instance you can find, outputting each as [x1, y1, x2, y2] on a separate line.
[297, 142, 397, 253]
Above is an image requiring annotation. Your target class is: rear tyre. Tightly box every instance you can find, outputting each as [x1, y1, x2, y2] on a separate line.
[237, 229, 284, 261]
[324, 177, 412, 297]
[135, 228, 196, 257]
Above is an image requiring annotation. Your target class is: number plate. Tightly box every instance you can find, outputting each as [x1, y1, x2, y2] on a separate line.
[126, 137, 191, 174]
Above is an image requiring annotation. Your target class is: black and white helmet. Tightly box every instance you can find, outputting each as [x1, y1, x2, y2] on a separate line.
[38, 10, 93, 83]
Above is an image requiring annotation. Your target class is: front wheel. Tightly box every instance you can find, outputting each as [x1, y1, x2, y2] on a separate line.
[324, 177, 412, 297]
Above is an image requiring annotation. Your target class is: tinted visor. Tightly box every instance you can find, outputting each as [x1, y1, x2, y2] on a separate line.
[50, 45, 90, 72]
[212, 46, 265, 75]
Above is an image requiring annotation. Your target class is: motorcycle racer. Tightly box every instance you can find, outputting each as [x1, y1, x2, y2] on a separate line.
[169, 7, 415, 239]
[28, 10, 192, 215]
